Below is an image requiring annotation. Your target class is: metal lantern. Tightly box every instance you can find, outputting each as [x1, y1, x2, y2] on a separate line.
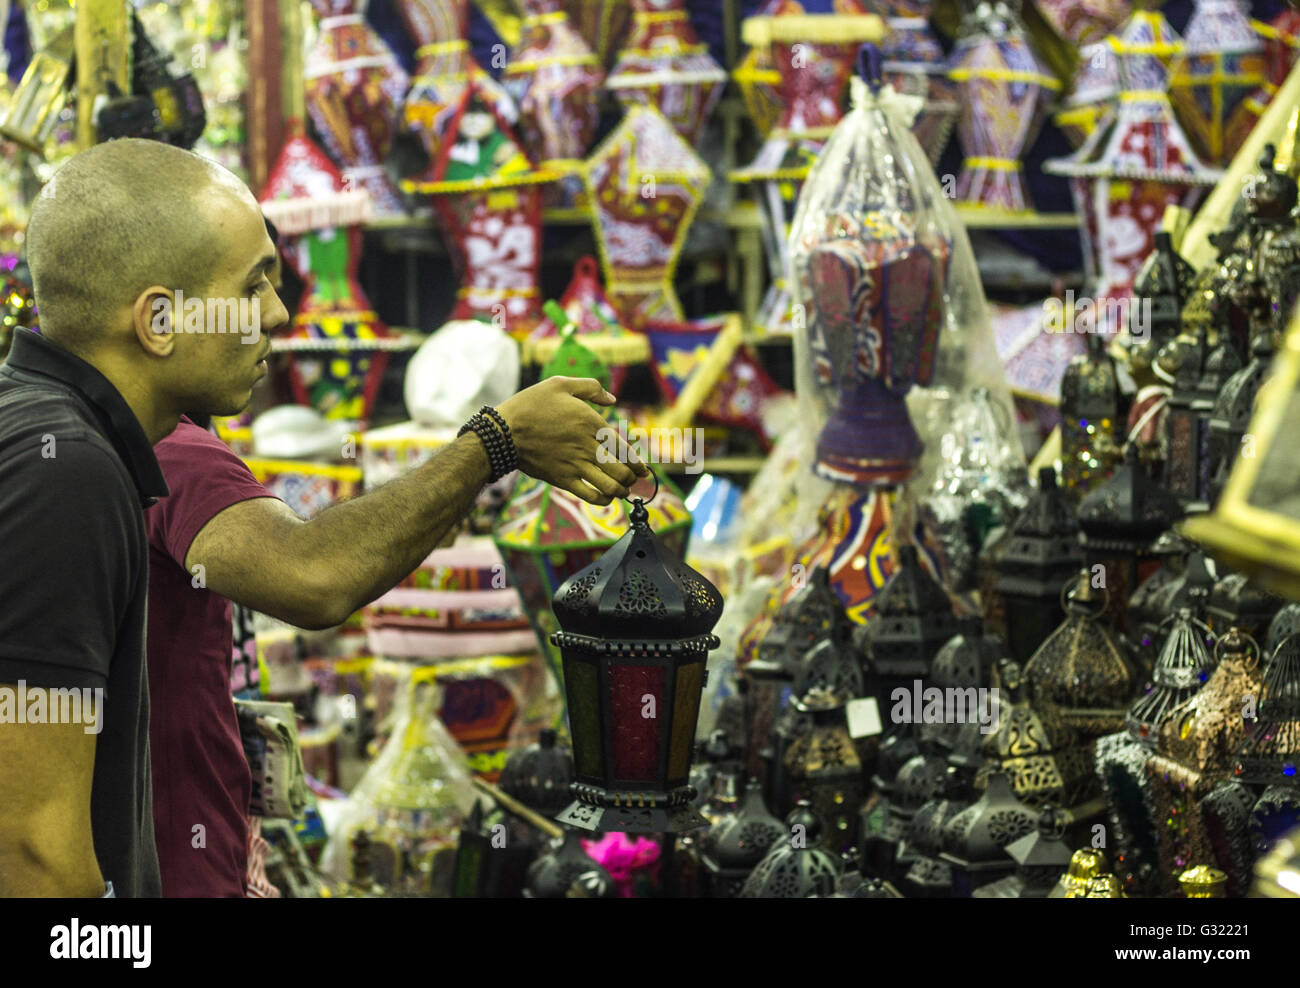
[1024, 572, 1135, 740]
[898, 779, 968, 898]
[883, 751, 952, 883]
[794, 625, 863, 701]
[1187, 336, 1245, 514]
[1236, 634, 1300, 788]
[1201, 780, 1258, 897]
[1260, 203, 1300, 339]
[859, 733, 921, 879]
[524, 829, 614, 898]
[1178, 864, 1228, 898]
[1207, 328, 1276, 508]
[989, 467, 1083, 664]
[0, 25, 73, 155]
[1049, 846, 1110, 897]
[1207, 573, 1283, 643]
[1131, 547, 1216, 679]
[738, 801, 842, 898]
[1077, 445, 1183, 636]
[451, 799, 534, 898]
[499, 727, 576, 817]
[1093, 730, 1160, 893]
[1145, 628, 1262, 892]
[973, 805, 1074, 898]
[981, 660, 1096, 809]
[1251, 786, 1300, 856]
[1059, 332, 1124, 502]
[939, 770, 1037, 896]
[549, 492, 724, 833]
[695, 778, 786, 898]
[856, 544, 961, 699]
[922, 625, 1002, 752]
[783, 688, 866, 855]
[1127, 607, 1215, 746]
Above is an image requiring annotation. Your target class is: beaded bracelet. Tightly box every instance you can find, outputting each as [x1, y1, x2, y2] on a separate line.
[478, 405, 517, 473]
[458, 408, 517, 483]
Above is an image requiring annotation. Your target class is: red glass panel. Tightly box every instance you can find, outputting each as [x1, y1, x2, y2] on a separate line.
[609, 664, 664, 782]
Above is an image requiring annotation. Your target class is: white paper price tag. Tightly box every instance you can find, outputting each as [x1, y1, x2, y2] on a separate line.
[846, 697, 883, 739]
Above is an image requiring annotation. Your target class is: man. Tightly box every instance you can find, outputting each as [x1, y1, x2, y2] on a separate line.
[0, 138, 643, 897]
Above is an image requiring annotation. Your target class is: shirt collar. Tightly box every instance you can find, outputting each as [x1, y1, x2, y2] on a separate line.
[4, 329, 169, 505]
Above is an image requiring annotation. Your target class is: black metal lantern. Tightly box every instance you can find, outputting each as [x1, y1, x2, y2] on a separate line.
[1207, 327, 1276, 507]
[1127, 606, 1216, 747]
[1201, 780, 1259, 896]
[737, 801, 841, 898]
[783, 688, 866, 856]
[898, 770, 970, 898]
[1131, 548, 1216, 679]
[1165, 328, 1211, 507]
[696, 778, 786, 898]
[499, 728, 575, 818]
[990, 467, 1083, 664]
[880, 751, 949, 883]
[1260, 202, 1300, 337]
[451, 800, 534, 898]
[523, 829, 615, 898]
[856, 544, 961, 697]
[1236, 634, 1300, 787]
[1186, 337, 1244, 514]
[973, 805, 1074, 898]
[1078, 446, 1183, 636]
[938, 770, 1037, 897]
[1206, 572, 1282, 642]
[1059, 332, 1124, 502]
[1129, 231, 1196, 380]
[859, 733, 920, 879]
[922, 624, 1003, 752]
[550, 492, 725, 833]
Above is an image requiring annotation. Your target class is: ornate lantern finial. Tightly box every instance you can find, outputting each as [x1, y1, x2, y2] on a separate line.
[550, 490, 724, 833]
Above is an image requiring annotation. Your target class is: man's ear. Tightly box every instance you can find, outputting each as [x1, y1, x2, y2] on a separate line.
[133, 286, 176, 356]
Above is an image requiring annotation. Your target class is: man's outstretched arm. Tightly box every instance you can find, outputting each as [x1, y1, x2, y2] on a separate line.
[185, 376, 647, 629]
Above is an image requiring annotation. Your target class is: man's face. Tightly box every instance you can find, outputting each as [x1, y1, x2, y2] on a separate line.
[163, 188, 289, 417]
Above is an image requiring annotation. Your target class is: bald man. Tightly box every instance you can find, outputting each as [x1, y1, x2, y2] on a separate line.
[0, 139, 644, 897]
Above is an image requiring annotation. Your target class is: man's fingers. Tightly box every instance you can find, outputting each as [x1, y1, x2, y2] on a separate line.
[594, 456, 638, 491]
[563, 475, 611, 506]
[580, 463, 630, 502]
[555, 375, 617, 405]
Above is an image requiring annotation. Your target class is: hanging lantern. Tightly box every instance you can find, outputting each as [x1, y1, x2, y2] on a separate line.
[605, 0, 726, 144]
[584, 104, 710, 327]
[856, 544, 961, 700]
[730, 2, 884, 338]
[938, 770, 1037, 896]
[948, 0, 1061, 213]
[1077, 445, 1183, 636]
[695, 778, 786, 898]
[1024, 572, 1135, 740]
[1131, 548, 1215, 683]
[989, 467, 1083, 664]
[972, 805, 1074, 898]
[1049, 846, 1110, 897]
[304, 0, 410, 216]
[1126, 606, 1216, 746]
[731, 0, 785, 140]
[1059, 332, 1125, 502]
[1167, 0, 1268, 168]
[1145, 628, 1262, 894]
[783, 688, 866, 855]
[504, 0, 604, 210]
[549, 486, 724, 833]
[737, 801, 842, 898]
[259, 135, 392, 425]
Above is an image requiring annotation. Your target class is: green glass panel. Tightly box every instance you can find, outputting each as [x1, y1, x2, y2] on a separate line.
[668, 662, 704, 784]
[566, 659, 602, 779]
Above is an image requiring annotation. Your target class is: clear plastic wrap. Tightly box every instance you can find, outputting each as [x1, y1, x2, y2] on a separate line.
[788, 64, 1024, 504]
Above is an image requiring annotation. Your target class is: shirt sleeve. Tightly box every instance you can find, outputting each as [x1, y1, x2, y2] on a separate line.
[0, 439, 137, 688]
[146, 422, 280, 569]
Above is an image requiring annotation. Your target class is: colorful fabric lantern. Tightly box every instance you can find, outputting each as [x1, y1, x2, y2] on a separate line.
[948, 0, 1061, 213]
[304, 0, 410, 216]
[504, 0, 604, 209]
[1168, 0, 1269, 167]
[877, 0, 959, 164]
[401, 76, 559, 337]
[1044, 6, 1221, 308]
[732, 1, 784, 140]
[398, 0, 516, 168]
[789, 65, 949, 487]
[1054, 39, 1120, 149]
[1032, 0, 1128, 46]
[260, 134, 392, 423]
[731, 2, 884, 338]
[1257, 8, 1300, 91]
[605, 0, 727, 144]
[564, 0, 630, 68]
[584, 104, 710, 326]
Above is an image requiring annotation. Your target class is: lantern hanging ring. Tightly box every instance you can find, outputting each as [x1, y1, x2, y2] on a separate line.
[1214, 628, 1260, 670]
[624, 466, 660, 508]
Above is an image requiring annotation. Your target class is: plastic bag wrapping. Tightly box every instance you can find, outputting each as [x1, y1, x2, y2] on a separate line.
[788, 73, 1024, 510]
[318, 669, 477, 891]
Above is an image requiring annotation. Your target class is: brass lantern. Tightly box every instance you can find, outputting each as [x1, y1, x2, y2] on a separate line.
[0, 26, 73, 155]
[550, 490, 724, 833]
[1049, 847, 1110, 897]
[1183, 305, 1300, 599]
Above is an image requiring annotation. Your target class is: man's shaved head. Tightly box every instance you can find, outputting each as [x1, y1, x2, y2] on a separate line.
[26, 138, 250, 351]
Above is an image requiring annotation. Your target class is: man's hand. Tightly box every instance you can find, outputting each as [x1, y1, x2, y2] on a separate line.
[497, 377, 650, 505]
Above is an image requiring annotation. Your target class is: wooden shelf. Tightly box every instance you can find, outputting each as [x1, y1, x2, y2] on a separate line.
[955, 206, 1080, 230]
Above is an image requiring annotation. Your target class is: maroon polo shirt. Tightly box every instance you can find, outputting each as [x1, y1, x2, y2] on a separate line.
[146, 417, 277, 897]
